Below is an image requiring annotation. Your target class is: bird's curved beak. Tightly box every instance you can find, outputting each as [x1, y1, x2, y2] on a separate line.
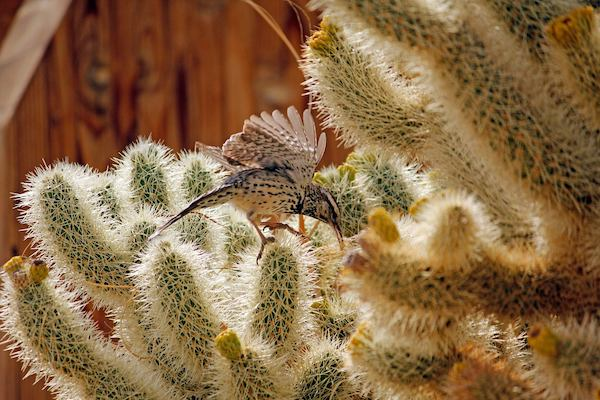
[331, 221, 344, 250]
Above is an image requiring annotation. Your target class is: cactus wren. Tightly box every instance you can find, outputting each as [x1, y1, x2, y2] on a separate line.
[150, 106, 342, 261]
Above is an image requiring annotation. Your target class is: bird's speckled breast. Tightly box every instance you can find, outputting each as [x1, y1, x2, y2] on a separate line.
[226, 168, 305, 216]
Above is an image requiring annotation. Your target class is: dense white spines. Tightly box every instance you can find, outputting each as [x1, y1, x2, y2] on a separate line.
[7, 3, 600, 390]
[114, 139, 176, 211]
[528, 319, 600, 399]
[303, 15, 536, 245]
[346, 151, 426, 214]
[241, 234, 317, 359]
[313, 165, 370, 237]
[546, 6, 600, 128]
[131, 235, 222, 392]
[413, 191, 500, 268]
[445, 346, 538, 400]
[304, 1, 600, 396]
[173, 150, 224, 203]
[213, 329, 291, 400]
[292, 340, 359, 400]
[17, 163, 133, 307]
[0, 258, 173, 400]
[303, 18, 434, 154]
[91, 172, 123, 224]
[348, 322, 458, 397]
[221, 207, 258, 268]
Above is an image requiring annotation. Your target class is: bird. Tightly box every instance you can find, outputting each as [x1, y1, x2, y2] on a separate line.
[149, 106, 343, 261]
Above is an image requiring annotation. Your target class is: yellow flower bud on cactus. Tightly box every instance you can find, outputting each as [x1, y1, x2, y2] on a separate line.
[408, 197, 429, 217]
[215, 329, 243, 361]
[3, 256, 25, 274]
[367, 207, 399, 243]
[345, 152, 360, 164]
[29, 260, 49, 284]
[308, 18, 338, 54]
[311, 299, 328, 311]
[337, 165, 356, 182]
[348, 322, 371, 354]
[528, 324, 559, 358]
[313, 171, 327, 186]
[346, 152, 376, 165]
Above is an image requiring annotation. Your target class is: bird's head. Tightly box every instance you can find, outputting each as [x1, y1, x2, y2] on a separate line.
[304, 184, 343, 248]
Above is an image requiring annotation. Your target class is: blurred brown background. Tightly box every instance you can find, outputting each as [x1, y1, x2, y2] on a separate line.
[0, 1, 347, 399]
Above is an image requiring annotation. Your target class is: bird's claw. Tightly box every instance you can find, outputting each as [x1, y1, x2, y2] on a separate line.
[256, 236, 276, 264]
[261, 222, 304, 238]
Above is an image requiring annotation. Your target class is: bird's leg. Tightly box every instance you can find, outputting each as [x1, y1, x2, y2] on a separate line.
[298, 214, 306, 235]
[263, 222, 305, 238]
[261, 215, 305, 238]
[247, 212, 275, 263]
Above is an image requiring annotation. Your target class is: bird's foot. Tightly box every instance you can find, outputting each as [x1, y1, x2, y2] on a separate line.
[256, 236, 276, 264]
[262, 222, 306, 239]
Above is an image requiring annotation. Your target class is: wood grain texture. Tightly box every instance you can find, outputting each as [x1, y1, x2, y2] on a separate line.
[0, 1, 350, 399]
[0, 0, 71, 132]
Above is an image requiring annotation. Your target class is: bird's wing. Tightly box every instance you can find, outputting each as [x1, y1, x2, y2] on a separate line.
[222, 106, 326, 183]
[194, 143, 248, 172]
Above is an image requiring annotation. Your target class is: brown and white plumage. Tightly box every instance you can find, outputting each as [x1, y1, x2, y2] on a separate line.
[150, 106, 341, 260]
[198, 106, 326, 181]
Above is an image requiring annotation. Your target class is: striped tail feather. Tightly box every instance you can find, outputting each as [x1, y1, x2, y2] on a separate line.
[148, 185, 235, 241]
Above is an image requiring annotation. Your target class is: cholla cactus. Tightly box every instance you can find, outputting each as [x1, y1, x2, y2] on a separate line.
[1, 139, 387, 400]
[2, 1, 600, 399]
[302, 0, 600, 398]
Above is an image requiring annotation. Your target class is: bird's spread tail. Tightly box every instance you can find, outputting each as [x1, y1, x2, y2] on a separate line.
[148, 185, 234, 241]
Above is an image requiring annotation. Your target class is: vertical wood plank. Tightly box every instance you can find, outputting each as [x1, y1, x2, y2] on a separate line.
[223, 1, 257, 133]
[46, 6, 78, 162]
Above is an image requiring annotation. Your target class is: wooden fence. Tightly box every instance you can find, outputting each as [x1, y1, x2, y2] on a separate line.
[0, 1, 349, 398]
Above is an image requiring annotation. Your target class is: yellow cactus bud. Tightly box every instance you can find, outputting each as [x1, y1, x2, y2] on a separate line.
[308, 18, 339, 54]
[547, 6, 594, 47]
[348, 322, 371, 354]
[528, 324, 559, 358]
[368, 207, 400, 243]
[313, 171, 328, 185]
[409, 197, 429, 217]
[345, 152, 376, 165]
[29, 260, 49, 284]
[215, 329, 243, 360]
[337, 164, 356, 181]
[3, 256, 25, 274]
[310, 299, 328, 311]
[319, 17, 337, 34]
[345, 152, 360, 164]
